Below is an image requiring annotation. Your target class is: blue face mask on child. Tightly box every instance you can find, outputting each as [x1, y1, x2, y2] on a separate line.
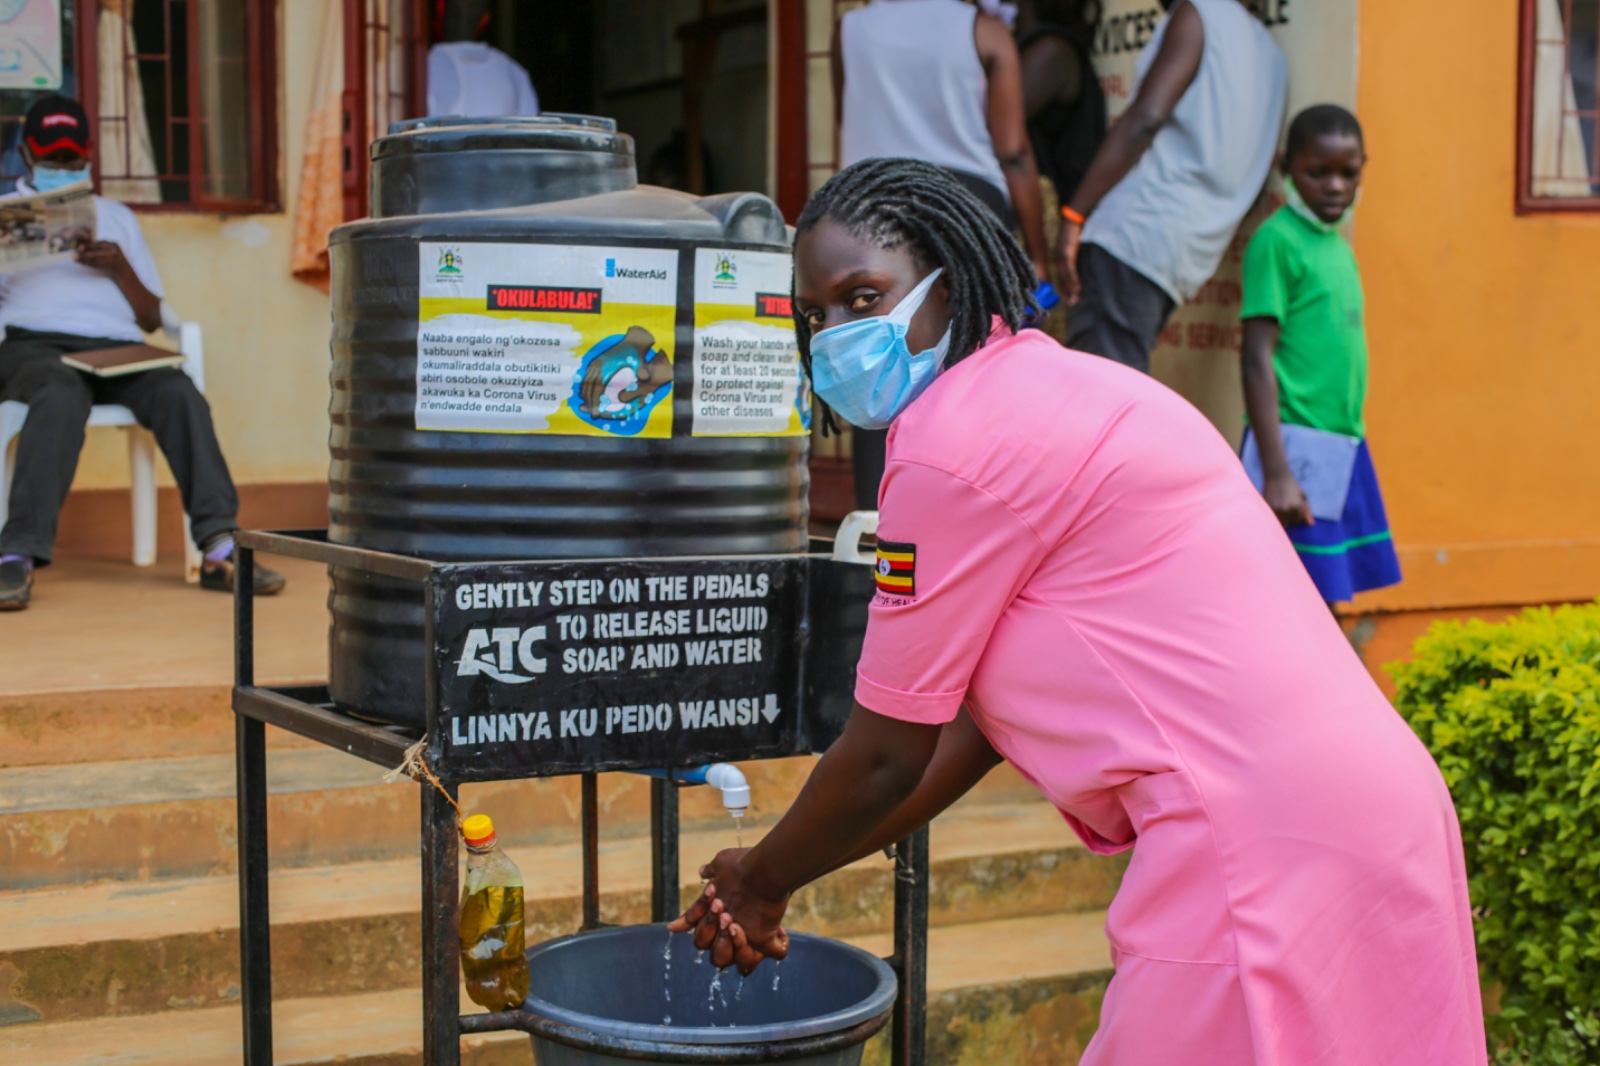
[31, 164, 91, 193]
[809, 267, 950, 430]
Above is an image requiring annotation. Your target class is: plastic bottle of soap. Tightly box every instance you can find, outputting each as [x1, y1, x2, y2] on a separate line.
[459, 814, 529, 1010]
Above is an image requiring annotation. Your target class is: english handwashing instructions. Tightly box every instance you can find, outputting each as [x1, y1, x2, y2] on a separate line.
[438, 563, 796, 756]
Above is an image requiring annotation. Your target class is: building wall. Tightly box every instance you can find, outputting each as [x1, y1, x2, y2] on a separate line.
[68, 0, 334, 495]
[1352, 0, 1600, 613]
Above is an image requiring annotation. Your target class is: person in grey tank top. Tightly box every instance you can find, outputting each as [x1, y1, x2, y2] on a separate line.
[1054, 0, 1287, 373]
[834, 0, 1052, 511]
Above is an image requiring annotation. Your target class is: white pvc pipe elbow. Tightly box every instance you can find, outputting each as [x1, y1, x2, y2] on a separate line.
[704, 763, 750, 818]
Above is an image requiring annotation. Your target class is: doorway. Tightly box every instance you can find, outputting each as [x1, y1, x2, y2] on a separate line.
[463, 0, 771, 197]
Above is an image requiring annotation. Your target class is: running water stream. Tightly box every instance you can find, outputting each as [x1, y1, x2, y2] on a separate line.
[662, 927, 674, 1025]
[661, 818, 770, 1027]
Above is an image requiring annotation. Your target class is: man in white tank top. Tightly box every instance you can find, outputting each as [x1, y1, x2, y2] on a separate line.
[834, 0, 1050, 510]
[834, 0, 1048, 277]
[1054, 0, 1287, 373]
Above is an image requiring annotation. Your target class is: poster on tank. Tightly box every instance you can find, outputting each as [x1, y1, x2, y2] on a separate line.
[1087, 0, 1356, 445]
[691, 248, 811, 437]
[0, 0, 63, 90]
[415, 242, 677, 437]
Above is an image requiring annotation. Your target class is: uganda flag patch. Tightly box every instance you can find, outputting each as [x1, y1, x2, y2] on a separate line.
[875, 540, 916, 596]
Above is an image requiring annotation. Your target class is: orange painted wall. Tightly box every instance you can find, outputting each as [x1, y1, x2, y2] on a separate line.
[1353, 0, 1600, 613]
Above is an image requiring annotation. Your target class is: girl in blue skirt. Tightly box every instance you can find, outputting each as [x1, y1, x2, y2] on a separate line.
[1240, 104, 1401, 604]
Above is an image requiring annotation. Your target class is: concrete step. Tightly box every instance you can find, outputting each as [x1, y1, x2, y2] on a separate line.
[0, 744, 1044, 889]
[0, 802, 1123, 1026]
[0, 911, 1115, 1066]
[0, 684, 319, 770]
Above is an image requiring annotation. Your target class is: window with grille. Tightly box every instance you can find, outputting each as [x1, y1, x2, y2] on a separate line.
[1519, 0, 1600, 210]
[0, 0, 278, 211]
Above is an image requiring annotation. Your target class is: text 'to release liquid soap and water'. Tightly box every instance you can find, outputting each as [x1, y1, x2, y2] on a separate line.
[459, 814, 529, 1010]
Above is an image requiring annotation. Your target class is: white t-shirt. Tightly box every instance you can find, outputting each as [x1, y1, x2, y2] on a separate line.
[839, 0, 1011, 203]
[427, 42, 539, 118]
[0, 180, 164, 342]
[1082, 0, 1287, 302]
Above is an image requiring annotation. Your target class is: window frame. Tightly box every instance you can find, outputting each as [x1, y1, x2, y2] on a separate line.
[339, 0, 428, 221]
[1516, 0, 1600, 213]
[79, 0, 282, 215]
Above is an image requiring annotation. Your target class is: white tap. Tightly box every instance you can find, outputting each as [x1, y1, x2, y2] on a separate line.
[703, 763, 750, 819]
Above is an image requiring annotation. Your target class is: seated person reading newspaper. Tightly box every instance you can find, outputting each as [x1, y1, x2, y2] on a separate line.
[0, 95, 285, 611]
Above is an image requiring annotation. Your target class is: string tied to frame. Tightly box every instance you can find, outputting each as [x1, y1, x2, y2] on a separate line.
[383, 738, 465, 826]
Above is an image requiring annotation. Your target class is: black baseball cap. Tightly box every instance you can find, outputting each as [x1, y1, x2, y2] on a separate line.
[23, 95, 91, 159]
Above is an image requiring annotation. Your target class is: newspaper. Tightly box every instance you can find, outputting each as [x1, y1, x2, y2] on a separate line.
[0, 179, 95, 275]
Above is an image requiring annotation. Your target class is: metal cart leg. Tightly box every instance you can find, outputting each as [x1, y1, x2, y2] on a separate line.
[236, 714, 272, 1065]
[234, 545, 273, 1066]
[582, 773, 601, 929]
[891, 825, 930, 1066]
[650, 777, 681, 921]
[422, 779, 462, 1066]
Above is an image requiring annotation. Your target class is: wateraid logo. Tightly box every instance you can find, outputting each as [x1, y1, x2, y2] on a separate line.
[603, 257, 668, 281]
[455, 626, 548, 684]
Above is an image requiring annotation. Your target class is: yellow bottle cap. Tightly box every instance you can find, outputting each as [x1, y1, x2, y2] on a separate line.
[462, 814, 496, 846]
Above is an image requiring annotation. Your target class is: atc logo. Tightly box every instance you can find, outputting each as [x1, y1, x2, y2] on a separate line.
[455, 625, 548, 684]
[436, 246, 465, 282]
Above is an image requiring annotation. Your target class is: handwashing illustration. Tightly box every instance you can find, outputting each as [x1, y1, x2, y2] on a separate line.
[576, 325, 674, 425]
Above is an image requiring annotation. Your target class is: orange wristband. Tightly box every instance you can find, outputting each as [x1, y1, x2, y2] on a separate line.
[1060, 205, 1086, 226]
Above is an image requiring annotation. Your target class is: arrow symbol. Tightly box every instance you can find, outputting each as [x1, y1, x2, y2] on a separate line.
[759, 694, 781, 724]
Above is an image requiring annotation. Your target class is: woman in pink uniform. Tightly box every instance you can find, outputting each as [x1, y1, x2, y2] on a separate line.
[671, 159, 1486, 1064]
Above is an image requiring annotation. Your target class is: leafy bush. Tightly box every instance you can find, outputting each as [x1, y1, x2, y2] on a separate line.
[1388, 604, 1600, 1057]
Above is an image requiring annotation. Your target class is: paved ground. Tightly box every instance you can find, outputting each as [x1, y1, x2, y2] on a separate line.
[0, 554, 327, 693]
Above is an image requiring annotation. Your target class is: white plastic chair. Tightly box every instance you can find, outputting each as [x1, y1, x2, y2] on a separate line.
[0, 303, 205, 581]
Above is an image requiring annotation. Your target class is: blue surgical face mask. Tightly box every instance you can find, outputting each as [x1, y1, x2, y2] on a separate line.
[809, 267, 950, 430]
[31, 164, 91, 193]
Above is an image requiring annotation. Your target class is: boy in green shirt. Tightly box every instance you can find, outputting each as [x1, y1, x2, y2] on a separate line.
[1240, 104, 1401, 604]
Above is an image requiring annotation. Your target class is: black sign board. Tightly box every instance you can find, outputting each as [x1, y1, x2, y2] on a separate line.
[429, 555, 818, 780]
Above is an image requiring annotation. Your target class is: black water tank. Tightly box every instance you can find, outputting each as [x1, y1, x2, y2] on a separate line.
[328, 115, 810, 726]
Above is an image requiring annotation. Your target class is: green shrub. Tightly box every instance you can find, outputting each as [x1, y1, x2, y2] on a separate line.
[1388, 604, 1600, 1056]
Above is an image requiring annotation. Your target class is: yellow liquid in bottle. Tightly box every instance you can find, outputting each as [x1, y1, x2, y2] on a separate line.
[459, 884, 529, 1010]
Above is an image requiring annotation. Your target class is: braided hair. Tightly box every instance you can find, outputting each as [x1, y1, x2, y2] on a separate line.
[792, 158, 1037, 375]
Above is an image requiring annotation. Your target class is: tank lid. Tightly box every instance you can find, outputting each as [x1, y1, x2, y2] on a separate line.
[372, 113, 631, 166]
[387, 113, 618, 136]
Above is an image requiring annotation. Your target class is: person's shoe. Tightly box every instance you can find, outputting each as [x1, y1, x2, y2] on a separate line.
[0, 558, 32, 611]
[200, 555, 287, 596]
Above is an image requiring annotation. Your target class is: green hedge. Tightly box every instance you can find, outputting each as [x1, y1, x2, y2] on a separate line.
[1388, 604, 1600, 1062]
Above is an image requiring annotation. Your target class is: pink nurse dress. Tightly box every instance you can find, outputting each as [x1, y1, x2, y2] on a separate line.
[855, 325, 1486, 1064]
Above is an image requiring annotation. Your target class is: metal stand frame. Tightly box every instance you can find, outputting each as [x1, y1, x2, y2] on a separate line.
[232, 531, 929, 1065]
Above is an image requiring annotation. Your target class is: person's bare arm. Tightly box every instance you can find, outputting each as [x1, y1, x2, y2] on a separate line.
[824, 706, 1002, 874]
[76, 241, 161, 333]
[1241, 315, 1312, 526]
[976, 13, 1048, 279]
[1020, 34, 1082, 120]
[1055, 1, 1204, 300]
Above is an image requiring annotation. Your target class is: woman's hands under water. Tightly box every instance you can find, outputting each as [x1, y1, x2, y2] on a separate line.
[666, 707, 1000, 975]
[667, 848, 791, 976]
